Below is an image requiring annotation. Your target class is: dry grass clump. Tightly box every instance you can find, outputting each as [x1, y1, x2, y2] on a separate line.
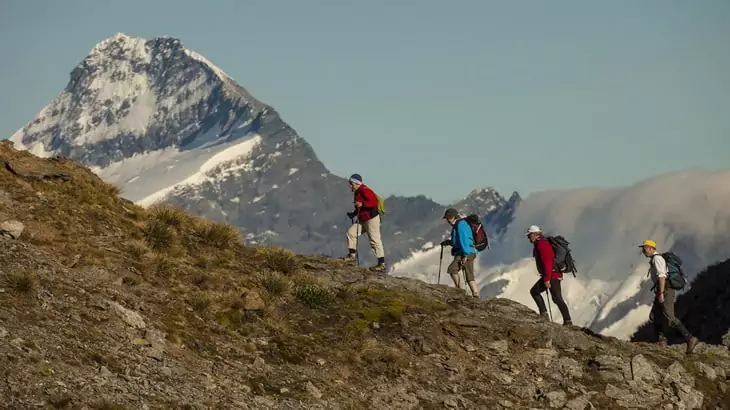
[151, 254, 177, 277]
[100, 181, 122, 198]
[188, 292, 212, 313]
[148, 204, 190, 229]
[5, 270, 37, 294]
[142, 204, 242, 258]
[215, 309, 244, 329]
[255, 270, 293, 301]
[257, 245, 301, 275]
[142, 219, 178, 252]
[124, 239, 150, 261]
[191, 219, 241, 250]
[354, 338, 408, 372]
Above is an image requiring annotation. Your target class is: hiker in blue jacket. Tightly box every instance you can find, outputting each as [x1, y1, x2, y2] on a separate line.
[440, 208, 479, 298]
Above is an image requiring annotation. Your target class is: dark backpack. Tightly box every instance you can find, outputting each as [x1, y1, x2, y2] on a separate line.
[545, 235, 578, 277]
[653, 252, 687, 290]
[463, 214, 490, 252]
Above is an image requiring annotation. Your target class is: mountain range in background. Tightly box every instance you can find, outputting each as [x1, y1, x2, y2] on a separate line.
[9, 33, 519, 267]
[393, 168, 730, 339]
[9, 33, 730, 341]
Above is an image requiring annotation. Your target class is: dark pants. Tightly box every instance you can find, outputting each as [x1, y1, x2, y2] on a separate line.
[530, 278, 571, 322]
[650, 287, 692, 341]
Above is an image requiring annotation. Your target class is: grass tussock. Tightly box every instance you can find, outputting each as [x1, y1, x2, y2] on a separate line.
[191, 220, 241, 250]
[151, 254, 176, 277]
[192, 249, 236, 270]
[354, 337, 408, 372]
[294, 283, 335, 309]
[101, 181, 122, 198]
[215, 309, 244, 329]
[256, 270, 293, 301]
[217, 290, 246, 311]
[189, 292, 212, 313]
[142, 220, 178, 252]
[124, 239, 150, 261]
[257, 245, 301, 275]
[148, 204, 190, 229]
[5, 270, 37, 294]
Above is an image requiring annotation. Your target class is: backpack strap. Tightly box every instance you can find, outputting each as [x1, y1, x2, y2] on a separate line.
[647, 254, 656, 278]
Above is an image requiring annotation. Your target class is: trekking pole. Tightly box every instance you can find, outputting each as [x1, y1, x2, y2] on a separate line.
[437, 245, 444, 284]
[546, 289, 553, 322]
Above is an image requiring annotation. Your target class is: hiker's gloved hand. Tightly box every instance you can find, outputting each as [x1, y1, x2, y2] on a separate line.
[354, 201, 362, 208]
[347, 211, 357, 219]
[440, 239, 452, 247]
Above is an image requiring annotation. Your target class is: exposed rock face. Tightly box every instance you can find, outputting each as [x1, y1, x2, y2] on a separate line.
[9, 33, 518, 266]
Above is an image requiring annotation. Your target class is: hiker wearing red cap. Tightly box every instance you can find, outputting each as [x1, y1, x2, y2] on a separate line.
[343, 174, 386, 272]
[640, 239, 698, 354]
[525, 225, 572, 325]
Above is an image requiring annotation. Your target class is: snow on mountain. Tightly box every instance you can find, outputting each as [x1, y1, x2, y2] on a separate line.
[392, 168, 730, 340]
[11, 33, 262, 162]
[9, 33, 516, 266]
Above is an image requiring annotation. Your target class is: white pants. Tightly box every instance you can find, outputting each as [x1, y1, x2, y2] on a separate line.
[346, 215, 385, 258]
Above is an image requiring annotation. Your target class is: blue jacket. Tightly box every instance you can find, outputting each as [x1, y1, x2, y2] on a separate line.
[451, 219, 477, 256]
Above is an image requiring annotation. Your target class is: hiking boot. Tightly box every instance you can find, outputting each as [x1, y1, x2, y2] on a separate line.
[686, 337, 699, 354]
[539, 311, 550, 321]
[369, 263, 387, 273]
[656, 338, 668, 347]
[563, 320, 573, 327]
[341, 253, 357, 263]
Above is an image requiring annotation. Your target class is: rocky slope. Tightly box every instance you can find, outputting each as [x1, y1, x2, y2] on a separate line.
[632, 257, 730, 347]
[9, 33, 517, 267]
[2, 141, 730, 409]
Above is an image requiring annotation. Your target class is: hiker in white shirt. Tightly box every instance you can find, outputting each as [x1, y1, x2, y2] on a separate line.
[639, 239, 698, 354]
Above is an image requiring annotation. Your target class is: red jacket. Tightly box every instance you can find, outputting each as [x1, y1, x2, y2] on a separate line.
[353, 184, 379, 222]
[533, 235, 562, 281]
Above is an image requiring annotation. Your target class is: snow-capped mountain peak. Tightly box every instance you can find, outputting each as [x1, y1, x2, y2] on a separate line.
[88, 32, 151, 65]
[450, 186, 509, 218]
[11, 33, 264, 168]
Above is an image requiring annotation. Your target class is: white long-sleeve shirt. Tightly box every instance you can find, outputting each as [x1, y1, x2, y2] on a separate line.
[649, 253, 668, 284]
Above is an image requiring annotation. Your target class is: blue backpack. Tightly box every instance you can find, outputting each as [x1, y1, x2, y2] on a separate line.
[653, 252, 688, 290]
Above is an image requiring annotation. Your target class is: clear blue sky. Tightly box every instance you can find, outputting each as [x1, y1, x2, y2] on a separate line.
[1, 0, 729, 204]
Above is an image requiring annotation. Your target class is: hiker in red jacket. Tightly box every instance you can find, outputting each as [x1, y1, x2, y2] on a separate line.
[526, 225, 572, 325]
[343, 174, 386, 272]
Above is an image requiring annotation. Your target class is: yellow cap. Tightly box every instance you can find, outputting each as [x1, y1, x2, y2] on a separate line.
[639, 239, 657, 248]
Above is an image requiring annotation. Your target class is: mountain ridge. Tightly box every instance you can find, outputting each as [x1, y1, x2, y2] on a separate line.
[9, 33, 519, 265]
[1, 139, 729, 409]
